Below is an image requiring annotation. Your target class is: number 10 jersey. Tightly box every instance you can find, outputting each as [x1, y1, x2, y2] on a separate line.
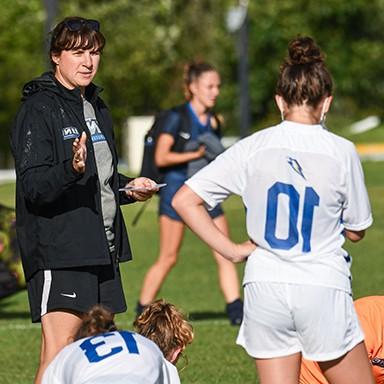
[186, 120, 373, 293]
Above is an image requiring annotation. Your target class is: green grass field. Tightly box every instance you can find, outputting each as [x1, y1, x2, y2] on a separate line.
[0, 161, 383, 384]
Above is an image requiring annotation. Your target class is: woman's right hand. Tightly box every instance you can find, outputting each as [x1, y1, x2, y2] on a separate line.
[195, 144, 206, 159]
[72, 132, 87, 174]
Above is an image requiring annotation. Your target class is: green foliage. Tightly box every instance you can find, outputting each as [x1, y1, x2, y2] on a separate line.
[0, 161, 383, 383]
[246, 0, 384, 130]
[0, 183, 16, 208]
[58, 0, 233, 145]
[1, 0, 384, 164]
[0, 0, 45, 166]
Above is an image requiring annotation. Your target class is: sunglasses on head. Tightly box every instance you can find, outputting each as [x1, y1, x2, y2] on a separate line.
[63, 19, 100, 32]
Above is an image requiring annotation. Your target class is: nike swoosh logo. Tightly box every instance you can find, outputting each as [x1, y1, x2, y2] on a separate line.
[60, 292, 77, 298]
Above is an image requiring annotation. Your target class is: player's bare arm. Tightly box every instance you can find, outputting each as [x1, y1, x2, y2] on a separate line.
[155, 133, 205, 168]
[345, 229, 365, 242]
[173, 184, 256, 262]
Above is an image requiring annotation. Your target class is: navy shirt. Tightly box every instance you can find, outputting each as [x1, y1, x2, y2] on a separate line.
[158, 103, 223, 221]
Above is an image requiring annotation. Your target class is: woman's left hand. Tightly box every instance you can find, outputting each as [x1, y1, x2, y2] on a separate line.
[123, 177, 158, 201]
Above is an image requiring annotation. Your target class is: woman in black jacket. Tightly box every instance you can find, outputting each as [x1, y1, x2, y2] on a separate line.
[10, 16, 157, 383]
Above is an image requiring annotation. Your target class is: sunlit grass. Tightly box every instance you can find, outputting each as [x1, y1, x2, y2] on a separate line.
[0, 161, 383, 383]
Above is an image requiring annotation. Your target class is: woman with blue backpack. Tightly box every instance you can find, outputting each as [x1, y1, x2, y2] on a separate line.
[137, 61, 243, 325]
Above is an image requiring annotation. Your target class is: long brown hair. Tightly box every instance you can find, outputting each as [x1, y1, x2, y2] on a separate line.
[276, 36, 333, 107]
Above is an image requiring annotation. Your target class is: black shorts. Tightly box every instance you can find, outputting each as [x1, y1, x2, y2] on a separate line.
[27, 263, 127, 323]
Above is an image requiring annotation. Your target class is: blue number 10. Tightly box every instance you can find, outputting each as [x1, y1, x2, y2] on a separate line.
[265, 182, 319, 252]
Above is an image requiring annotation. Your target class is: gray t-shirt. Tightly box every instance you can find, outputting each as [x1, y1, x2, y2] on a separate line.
[83, 98, 116, 252]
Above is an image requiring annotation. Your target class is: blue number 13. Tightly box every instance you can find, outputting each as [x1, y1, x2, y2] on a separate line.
[80, 331, 139, 363]
[264, 182, 319, 252]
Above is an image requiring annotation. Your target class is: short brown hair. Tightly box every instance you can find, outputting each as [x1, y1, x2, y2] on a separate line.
[49, 16, 105, 69]
[133, 299, 194, 361]
[276, 36, 333, 108]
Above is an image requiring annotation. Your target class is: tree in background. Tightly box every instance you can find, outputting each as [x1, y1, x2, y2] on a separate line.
[60, 0, 235, 146]
[1, 0, 384, 166]
[0, 0, 45, 167]
[245, 0, 384, 127]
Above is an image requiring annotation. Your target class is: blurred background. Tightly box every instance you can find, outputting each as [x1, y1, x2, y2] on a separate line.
[1, 0, 384, 170]
[1, 3, 383, 382]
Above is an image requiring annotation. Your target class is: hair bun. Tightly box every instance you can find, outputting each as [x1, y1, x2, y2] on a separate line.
[287, 36, 324, 65]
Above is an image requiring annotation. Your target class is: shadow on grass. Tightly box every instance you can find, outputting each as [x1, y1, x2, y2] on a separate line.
[189, 311, 227, 321]
[0, 310, 31, 319]
[0, 290, 30, 319]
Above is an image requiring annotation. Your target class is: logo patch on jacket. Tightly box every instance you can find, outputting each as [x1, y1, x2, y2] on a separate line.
[86, 118, 106, 143]
[62, 126, 80, 140]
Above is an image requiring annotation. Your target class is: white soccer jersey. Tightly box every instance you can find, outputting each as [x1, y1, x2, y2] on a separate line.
[42, 331, 180, 384]
[186, 121, 373, 293]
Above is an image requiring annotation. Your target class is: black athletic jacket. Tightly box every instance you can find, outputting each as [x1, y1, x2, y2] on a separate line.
[10, 72, 135, 280]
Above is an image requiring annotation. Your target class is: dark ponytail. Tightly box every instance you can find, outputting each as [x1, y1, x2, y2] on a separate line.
[75, 305, 117, 340]
[276, 36, 333, 107]
[183, 61, 217, 100]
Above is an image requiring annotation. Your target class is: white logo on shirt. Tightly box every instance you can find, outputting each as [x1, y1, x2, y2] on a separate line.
[60, 292, 77, 298]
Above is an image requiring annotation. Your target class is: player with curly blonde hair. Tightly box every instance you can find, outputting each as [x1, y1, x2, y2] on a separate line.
[42, 300, 193, 384]
[134, 299, 194, 365]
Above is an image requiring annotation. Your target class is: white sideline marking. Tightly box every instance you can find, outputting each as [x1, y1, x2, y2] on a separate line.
[0, 323, 40, 331]
[0, 319, 229, 331]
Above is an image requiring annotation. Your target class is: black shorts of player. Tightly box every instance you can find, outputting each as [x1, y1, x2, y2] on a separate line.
[27, 262, 127, 323]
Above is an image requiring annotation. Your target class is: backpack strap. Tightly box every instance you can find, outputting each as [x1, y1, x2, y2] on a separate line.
[210, 112, 222, 138]
[169, 104, 191, 153]
[170, 104, 223, 150]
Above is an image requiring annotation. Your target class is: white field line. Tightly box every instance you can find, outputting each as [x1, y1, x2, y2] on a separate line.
[0, 319, 229, 331]
[0, 323, 40, 331]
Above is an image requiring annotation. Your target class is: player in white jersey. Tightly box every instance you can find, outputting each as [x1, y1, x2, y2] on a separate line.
[42, 300, 193, 384]
[173, 36, 374, 384]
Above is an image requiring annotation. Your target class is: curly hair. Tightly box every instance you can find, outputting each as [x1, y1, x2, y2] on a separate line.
[133, 299, 194, 361]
